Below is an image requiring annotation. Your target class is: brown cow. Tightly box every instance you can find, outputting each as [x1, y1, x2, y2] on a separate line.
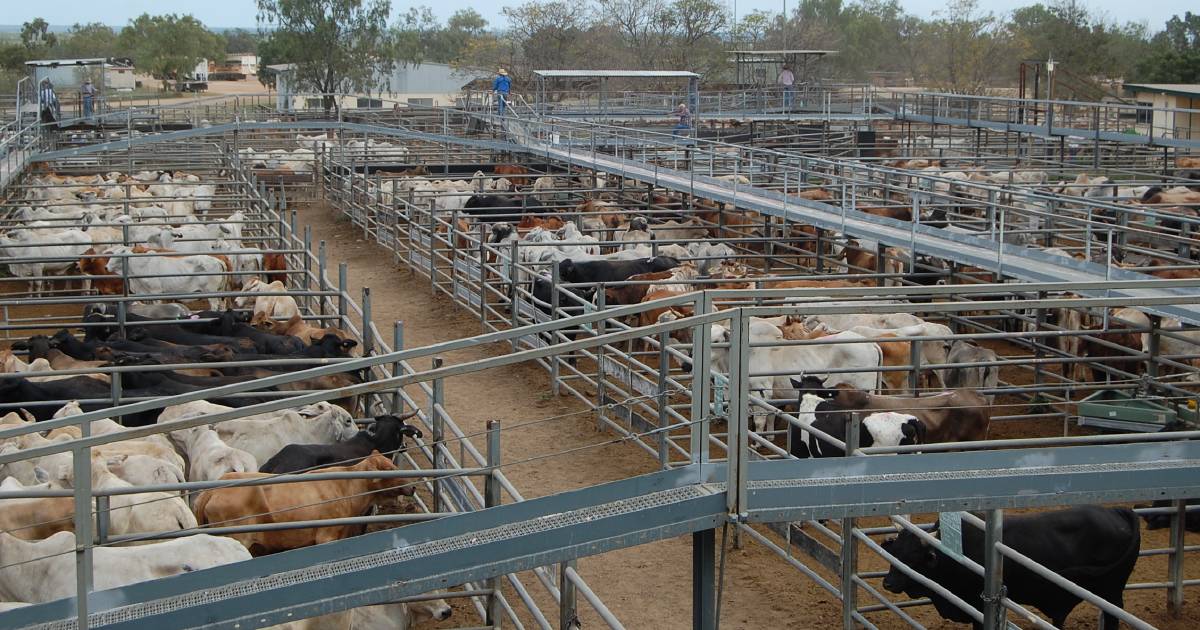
[832, 388, 991, 443]
[494, 165, 530, 187]
[251, 313, 353, 346]
[262, 253, 288, 285]
[860, 206, 913, 221]
[604, 270, 673, 306]
[1080, 307, 1149, 383]
[575, 199, 626, 229]
[193, 452, 411, 555]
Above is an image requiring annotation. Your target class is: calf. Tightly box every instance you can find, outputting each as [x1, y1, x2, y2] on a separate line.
[788, 393, 924, 458]
[882, 506, 1140, 630]
[259, 412, 422, 473]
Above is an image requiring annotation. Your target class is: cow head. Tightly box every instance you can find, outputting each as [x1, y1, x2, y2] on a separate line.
[629, 216, 649, 232]
[790, 375, 836, 400]
[881, 527, 938, 595]
[489, 222, 516, 244]
[410, 599, 453, 623]
[369, 411, 422, 455]
[900, 418, 926, 446]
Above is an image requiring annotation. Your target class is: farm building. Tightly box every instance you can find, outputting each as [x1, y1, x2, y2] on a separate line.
[1, 72, 1199, 630]
[1123, 83, 1200, 142]
[270, 61, 482, 111]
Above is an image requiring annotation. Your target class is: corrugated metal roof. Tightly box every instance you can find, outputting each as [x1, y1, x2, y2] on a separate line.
[727, 50, 839, 55]
[24, 58, 108, 66]
[533, 70, 700, 79]
[1124, 83, 1200, 98]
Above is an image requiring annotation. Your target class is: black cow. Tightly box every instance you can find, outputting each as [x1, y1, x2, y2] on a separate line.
[1140, 499, 1200, 532]
[0, 377, 113, 420]
[258, 412, 423, 474]
[464, 195, 525, 222]
[882, 506, 1141, 630]
[193, 310, 306, 355]
[557, 257, 679, 284]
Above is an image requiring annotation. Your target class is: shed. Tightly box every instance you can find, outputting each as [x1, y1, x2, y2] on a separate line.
[1122, 83, 1200, 142]
[531, 70, 701, 117]
[727, 50, 837, 86]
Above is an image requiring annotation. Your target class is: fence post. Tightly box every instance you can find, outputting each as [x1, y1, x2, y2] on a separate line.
[431, 356, 445, 514]
[908, 339, 922, 396]
[362, 287, 374, 357]
[689, 294, 712, 464]
[72, 444, 93, 630]
[840, 407, 861, 630]
[1168, 499, 1186, 617]
[657, 329, 670, 470]
[95, 496, 110, 545]
[982, 509, 1007, 629]
[1148, 316, 1161, 379]
[726, 311, 749, 520]
[559, 560, 578, 630]
[550, 261, 561, 396]
[338, 262, 349, 330]
[391, 322, 404, 416]
[317, 239, 328, 321]
[595, 286, 608, 431]
[692, 527, 716, 630]
[485, 420, 502, 629]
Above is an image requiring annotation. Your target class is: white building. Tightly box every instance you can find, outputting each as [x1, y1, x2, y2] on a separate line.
[269, 62, 482, 111]
[226, 54, 259, 76]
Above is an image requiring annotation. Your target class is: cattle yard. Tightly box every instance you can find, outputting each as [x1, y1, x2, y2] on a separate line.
[0, 93, 1198, 630]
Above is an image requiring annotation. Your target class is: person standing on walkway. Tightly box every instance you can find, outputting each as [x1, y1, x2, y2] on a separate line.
[671, 103, 692, 137]
[778, 65, 795, 110]
[81, 78, 97, 120]
[493, 68, 511, 116]
[39, 79, 60, 124]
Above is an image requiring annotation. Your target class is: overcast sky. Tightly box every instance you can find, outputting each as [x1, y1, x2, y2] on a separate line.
[2, 0, 1184, 31]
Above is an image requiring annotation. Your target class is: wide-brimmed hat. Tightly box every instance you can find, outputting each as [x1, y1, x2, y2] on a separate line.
[498, 68, 508, 76]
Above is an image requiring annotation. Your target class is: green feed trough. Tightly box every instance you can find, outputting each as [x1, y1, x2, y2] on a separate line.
[1077, 389, 1199, 433]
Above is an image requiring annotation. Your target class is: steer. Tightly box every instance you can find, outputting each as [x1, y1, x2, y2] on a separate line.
[943, 340, 1000, 402]
[788, 392, 924, 458]
[882, 506, 1141, 630]
[193, 452, 414, 555]
[258, 412, 422, 474]
[557, 256, 680, 284]
[833, 388, 990, 444]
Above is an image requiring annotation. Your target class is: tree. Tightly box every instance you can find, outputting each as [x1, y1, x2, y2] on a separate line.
[1134, 12, 1200, 82]
[223, 29, 260, 54]
[59, 23, 120, 59]
[21, 18, 57, 53]
[597, 0, 672, 68]
[256, 0, 397, 113]
[501, 1, 591, 80]
[921, 0, 1012, 94]
[119, 14, 224, 89]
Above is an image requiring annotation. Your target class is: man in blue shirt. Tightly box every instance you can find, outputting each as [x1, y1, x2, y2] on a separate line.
[493, 68, 511, 116]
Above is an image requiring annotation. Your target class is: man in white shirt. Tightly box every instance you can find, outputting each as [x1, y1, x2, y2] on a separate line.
[778, 65, 795, 110]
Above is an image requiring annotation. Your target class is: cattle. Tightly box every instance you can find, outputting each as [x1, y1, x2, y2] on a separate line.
[249, 313, 354, 348]
[259, 412, 422, 474]
[84, 301, 191, 320]
[705, 319, 883, 434]
[881, 506, 1141, 630]
[493, 164, 530, 187]
[558, 257, 680, 284]
[235, 278, 300, 320]
[1140, 498, 1200, 532]
[1081, 307, 1150, 383]
[1140, 186, 1200, 206]
[173, 425, 259, 482]
[159, 400, 359, 465]
[575, 199, 626, 230]
[463, 195, 524, 223]
[0, 531, 251, 603]
[788, 393, 925, 458]
[650, 217, 708, 241]
[603, 270, 673, 305]
[833, 388, 991, 444]
[0, 454, 194, 540]
[0, 228, 93, 295]
[101, 246, 230, 310]
[194, 452, 414, 555]
[943, 341, 1000, 402]
[263, 252, 289, 284]
[269, 598, 452, 630]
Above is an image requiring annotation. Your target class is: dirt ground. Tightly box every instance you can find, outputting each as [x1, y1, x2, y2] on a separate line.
[298, 199, 1199, 629]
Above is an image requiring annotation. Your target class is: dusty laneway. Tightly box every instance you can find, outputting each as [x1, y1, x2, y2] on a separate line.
[296, 201, 847, 629]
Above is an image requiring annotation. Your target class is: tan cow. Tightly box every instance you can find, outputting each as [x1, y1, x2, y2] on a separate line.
[832, 388, 991, 444]
[193, 452, 414, 555]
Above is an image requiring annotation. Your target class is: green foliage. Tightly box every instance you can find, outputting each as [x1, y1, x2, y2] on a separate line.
[1134, 12, 1200, 82]
[118, 14, 225, 88]
[59, 23, 121, 59]
[21, 18, 57, 52]
[223, 29, 261, 54]
[256, 0, 396, 111]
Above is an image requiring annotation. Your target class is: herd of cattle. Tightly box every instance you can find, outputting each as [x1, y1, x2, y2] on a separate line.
[1, 143, 1198, 627]
[0, 168, 288, 301]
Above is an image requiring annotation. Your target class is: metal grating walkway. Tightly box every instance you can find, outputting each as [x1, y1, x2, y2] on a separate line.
[6, 439, 1200, 629]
